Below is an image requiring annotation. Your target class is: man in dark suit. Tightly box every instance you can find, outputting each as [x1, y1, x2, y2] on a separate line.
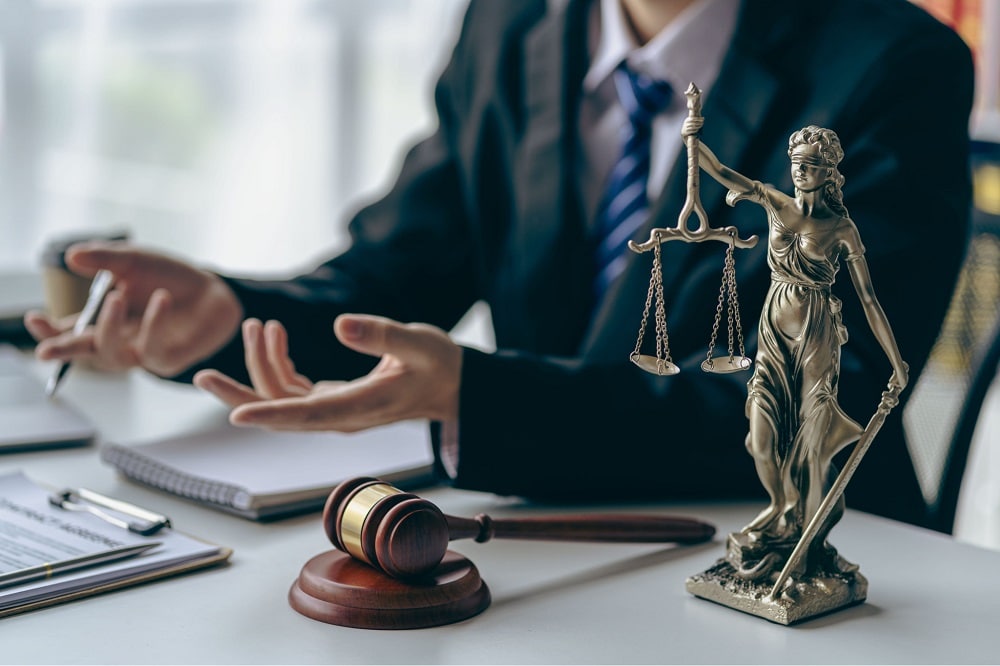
[28, 0, 972, 528]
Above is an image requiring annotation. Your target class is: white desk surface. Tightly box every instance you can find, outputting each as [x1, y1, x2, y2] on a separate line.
[1, 361, 999, 665]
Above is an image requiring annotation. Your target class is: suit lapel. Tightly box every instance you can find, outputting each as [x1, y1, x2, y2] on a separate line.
[580, 0, 792, 359]
[509, 0, 592, 354]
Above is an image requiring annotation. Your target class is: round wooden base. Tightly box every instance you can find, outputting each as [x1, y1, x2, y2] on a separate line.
[289, 550, 491, 630]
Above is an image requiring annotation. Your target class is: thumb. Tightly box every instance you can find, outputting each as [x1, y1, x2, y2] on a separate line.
[334, 313, 440, 363]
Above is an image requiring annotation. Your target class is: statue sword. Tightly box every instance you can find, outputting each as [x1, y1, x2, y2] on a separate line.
[766, 381, 905, 600]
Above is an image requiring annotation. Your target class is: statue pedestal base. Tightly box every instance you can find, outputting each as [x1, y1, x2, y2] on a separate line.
[685, 534, 867, 625]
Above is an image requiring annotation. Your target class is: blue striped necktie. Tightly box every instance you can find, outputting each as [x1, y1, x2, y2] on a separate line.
[593, 65, 672, 297]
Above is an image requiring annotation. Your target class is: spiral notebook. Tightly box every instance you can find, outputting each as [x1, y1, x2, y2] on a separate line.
[100, 420, 435, 520]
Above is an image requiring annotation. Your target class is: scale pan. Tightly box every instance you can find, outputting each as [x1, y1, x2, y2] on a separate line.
[630, 353, 680, 376]
[701, 356, 752, 374]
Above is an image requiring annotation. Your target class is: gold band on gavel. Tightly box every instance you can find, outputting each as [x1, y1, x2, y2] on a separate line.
[339, 483, 401, 565]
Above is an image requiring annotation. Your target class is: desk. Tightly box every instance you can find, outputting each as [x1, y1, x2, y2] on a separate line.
[1, 363, 999, 664]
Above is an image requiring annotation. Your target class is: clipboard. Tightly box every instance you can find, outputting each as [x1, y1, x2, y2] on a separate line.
[0, 471, 232, 618]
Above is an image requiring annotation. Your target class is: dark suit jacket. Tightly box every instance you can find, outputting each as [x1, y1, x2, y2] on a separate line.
[196, 0, 973, 527]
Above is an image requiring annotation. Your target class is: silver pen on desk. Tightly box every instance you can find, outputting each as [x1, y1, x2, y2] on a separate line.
[0, 542, 160, 590]
[44, 269, 114, 398]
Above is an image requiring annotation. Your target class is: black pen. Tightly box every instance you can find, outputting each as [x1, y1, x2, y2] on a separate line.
[44, 269, 114, 398]
[0, 542, 160, 590]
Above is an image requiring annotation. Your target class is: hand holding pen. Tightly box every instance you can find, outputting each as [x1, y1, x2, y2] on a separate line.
[44, 269, 114, 398]
[25, 243, 243, 380]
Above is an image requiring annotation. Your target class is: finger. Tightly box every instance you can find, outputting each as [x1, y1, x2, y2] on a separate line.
[41, 311, 87, 332]
[193, 369, 263, 408]
[133, 288, 175, 372]
[229, 394, 372, 432]
[29, 304, 98, 362]
[64, 241, 138, 279]
[230, 374, 400, 432]
[263, 320, 313, 393]
[33, 327, 97, 363]
[23, 311, 63, 341]
[93, 291, 139, 369]
[334, 314, 441, 365]
[243, 318, 289, 399]
[67, 241, 200, 292]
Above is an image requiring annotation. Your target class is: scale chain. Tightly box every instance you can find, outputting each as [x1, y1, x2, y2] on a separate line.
[632, 251, 657, 360]
[705, 251, 727, 368]
[653, 243, 673, 371]
[631, 239, 675, 373]
[725, 243, 736, 362]
[727, 244, 747, 360]
[703, 238, 749, 373]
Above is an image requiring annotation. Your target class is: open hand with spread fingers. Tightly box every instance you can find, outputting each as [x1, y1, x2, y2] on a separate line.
[193, 315, 462, 432]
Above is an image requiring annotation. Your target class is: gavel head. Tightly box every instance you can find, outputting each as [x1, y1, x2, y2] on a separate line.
[323, 477, 450, 579]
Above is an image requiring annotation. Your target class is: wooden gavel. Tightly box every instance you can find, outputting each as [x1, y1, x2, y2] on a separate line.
[323, 477, 716, 579]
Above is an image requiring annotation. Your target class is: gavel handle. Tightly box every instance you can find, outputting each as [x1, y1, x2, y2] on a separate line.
[446, 513, 715, 545]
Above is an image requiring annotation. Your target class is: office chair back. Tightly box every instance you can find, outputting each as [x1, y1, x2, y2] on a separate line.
[934, 315, 1000, 532]
[904, 138, 1000, 533]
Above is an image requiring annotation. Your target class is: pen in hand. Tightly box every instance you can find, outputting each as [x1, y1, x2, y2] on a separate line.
[44, 269, 114, 398]
[0, 542, 160, 590]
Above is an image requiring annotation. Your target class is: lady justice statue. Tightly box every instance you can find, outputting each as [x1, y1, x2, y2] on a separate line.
[629, 84, 908, 624]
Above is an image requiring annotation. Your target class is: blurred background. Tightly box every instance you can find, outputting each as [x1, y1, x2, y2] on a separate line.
[0, 0, 469, 275]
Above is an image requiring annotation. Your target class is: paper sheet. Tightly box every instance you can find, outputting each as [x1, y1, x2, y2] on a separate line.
[0, 473, 147, 572]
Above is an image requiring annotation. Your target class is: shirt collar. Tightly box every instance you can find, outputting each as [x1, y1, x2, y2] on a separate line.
[583, 0, 741, 97]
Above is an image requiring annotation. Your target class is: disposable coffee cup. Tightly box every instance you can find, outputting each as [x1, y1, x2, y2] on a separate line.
[40, 230, 129, 319]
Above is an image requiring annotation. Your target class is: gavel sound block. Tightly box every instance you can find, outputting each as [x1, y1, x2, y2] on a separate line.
[289, 477, 716, 630]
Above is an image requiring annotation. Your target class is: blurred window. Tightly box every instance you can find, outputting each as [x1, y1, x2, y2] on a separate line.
[0, 0, 468, 274]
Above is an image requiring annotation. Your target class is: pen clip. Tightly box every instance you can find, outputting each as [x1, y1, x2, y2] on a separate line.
[48, 488, 172, 536]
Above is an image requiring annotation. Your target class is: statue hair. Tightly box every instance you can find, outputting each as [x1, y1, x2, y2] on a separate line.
[788, 125, 849, 218]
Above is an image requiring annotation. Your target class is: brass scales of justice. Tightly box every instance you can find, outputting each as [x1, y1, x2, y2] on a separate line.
[627, 83, 907, 625]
